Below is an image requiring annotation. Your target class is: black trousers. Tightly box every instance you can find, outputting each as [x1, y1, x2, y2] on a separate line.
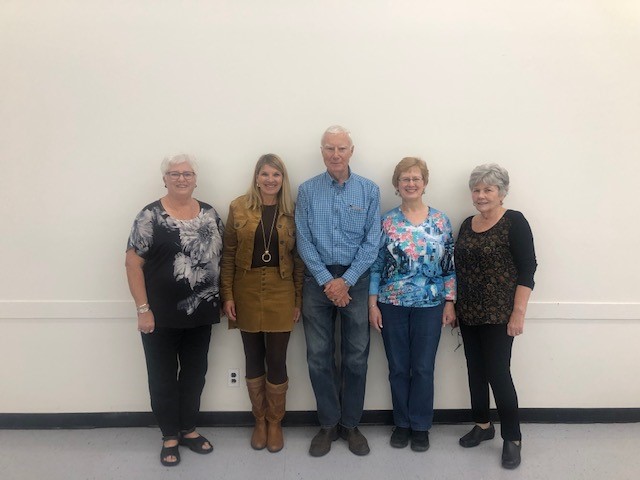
[141, 325, 212, 438]
[460, 323, 521, 441]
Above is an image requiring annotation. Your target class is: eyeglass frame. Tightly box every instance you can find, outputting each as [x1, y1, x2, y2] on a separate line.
[398, 176, 424, 185]
[165, 171, 196, 180]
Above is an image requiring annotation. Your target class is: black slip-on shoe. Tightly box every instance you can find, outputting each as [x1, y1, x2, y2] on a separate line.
[390, 426, 411, 448]
[459, 424, 496, 448]
[501, 440, 522, 469]
[410, 430, 430, 452]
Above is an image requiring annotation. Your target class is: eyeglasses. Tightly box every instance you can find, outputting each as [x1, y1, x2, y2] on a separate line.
[166, 171, 196, 180]
[450, 326, 462, 352]
[398, 176, 424, 185]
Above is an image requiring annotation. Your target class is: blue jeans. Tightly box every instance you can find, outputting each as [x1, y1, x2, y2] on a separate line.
[302, 266, 370, 429]
[379, 302, 443, 431]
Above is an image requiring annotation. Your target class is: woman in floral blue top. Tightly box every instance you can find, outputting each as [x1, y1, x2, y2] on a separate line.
[369, 157, 456, 452]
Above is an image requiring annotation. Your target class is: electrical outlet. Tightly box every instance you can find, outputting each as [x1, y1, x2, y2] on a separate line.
[227, 368, 240, 387]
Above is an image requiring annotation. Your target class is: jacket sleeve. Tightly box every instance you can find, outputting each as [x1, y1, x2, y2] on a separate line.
[292, 246, 305, 308]
[220, 202, 237, 302]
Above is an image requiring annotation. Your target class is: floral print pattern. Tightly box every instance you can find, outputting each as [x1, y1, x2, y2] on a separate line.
[128, 200, 224, 326]
[370, 206, 456, 307]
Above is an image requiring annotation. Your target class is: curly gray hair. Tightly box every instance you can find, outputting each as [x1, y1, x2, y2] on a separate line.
[468, 163, 509, 196]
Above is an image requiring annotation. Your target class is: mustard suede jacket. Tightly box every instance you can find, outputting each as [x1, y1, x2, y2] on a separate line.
[221, 195, 304, 308]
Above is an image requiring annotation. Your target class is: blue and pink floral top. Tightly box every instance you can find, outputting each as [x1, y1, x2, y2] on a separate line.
[369, 206, 456, 307]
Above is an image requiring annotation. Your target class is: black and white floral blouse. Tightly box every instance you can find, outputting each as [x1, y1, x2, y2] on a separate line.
[127, 200, 224, 328]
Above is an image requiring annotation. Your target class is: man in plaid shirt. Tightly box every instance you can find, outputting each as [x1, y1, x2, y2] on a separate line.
[295, 125, 381, 457]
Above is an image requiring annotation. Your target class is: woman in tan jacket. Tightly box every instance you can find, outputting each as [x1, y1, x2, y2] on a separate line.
[221, 153, 303, 453]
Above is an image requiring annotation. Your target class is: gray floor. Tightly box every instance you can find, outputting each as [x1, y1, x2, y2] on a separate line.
[0, 423, 638, 480]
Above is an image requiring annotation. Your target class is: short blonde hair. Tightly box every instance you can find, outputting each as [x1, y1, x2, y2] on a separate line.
[392, 157, 429, 189]
[245, 154, 294, 215]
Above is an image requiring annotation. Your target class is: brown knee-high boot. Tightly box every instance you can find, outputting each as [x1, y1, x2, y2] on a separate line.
[265, 379, 288, 453]
[246, 375, 267, 450]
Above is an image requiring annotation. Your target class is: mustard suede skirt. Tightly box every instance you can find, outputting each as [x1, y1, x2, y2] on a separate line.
[232, 266, 295, 333]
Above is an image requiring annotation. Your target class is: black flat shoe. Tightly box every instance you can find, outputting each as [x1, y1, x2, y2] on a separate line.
[179, 434, 213, 454]
[459, 424, 495, 448]
[390, 426, 410, 448]
[410, 430, 429, 452]
[160, 443, 180, 467]
[502, 440, 522, 469]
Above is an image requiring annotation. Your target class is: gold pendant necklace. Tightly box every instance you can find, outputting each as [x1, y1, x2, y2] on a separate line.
[260, 205, 278, 263]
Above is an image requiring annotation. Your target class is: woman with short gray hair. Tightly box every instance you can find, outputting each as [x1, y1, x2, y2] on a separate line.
[125, 154, 224, 466]
[454, 163, 537, 469]
[467, 163, 510, 196]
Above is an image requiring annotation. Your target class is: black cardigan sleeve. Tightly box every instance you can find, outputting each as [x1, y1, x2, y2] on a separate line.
[507, 210, 537, 289]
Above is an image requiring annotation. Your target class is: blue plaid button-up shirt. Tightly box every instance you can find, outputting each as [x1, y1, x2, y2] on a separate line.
[295, 170, 382, 286]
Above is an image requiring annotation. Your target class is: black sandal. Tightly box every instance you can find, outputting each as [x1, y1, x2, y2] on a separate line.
[160, 441, 181, 466]
[179, 434, 213, 454]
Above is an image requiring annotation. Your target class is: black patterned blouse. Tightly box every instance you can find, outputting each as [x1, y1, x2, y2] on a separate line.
[455, 210, 537, 326]
[127, 200, 224, 328]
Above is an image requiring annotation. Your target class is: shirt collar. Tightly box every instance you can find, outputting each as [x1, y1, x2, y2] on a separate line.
[323, 168, 352, 186]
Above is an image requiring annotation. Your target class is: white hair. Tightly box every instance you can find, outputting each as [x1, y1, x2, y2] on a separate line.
[468, 163, 510, 196]
[160, 154, 199, 175]
[321, 125, 353, 147]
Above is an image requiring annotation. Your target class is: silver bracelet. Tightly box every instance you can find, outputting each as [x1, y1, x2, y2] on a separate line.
[136, 303, 150, 314]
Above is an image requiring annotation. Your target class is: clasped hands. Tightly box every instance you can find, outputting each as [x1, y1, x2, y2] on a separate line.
[324, 278, 351, 307]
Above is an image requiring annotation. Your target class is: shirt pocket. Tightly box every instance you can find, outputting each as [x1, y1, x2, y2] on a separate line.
[233, 217, 249, 230]
[233, 218, 250, 243]
[231, 218, 252, 266]
[343, 205, 366, 238]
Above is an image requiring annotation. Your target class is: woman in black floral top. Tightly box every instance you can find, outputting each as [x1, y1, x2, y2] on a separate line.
[455, 163, 536, 470]
[125, 154, 224, 466]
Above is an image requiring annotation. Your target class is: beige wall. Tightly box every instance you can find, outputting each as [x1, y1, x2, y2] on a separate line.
[1, 1, 639, 413]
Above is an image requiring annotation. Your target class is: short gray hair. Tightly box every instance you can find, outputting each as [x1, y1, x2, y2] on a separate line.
[468, 163, 509, 196]
[160, 154, 199, 175]
[321, 125, 353, 147]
